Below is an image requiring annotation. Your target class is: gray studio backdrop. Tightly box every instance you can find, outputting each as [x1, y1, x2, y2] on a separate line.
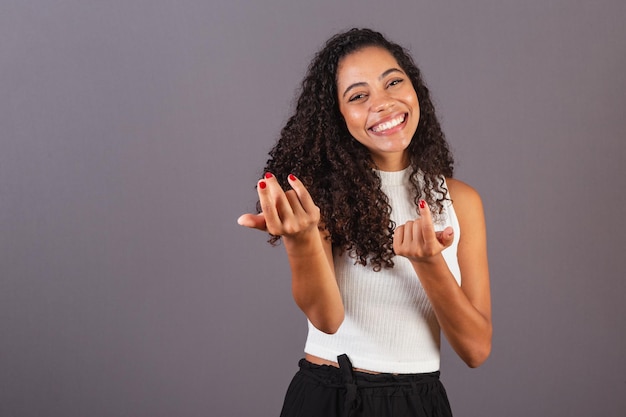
[2, 1, 625, 416]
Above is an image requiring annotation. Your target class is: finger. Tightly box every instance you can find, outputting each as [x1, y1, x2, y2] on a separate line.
[264, 173, 295, 221]
[257, 177, 284, 228]
[394, 224, 405, 247]
[412, 218, 423, 245]
[237, 213, 267, 231]
[418, 200, 437, 240]
[435, 226, 455, 247]
[285, 189, 306, 217]
[403, 220, 415, 244]
[287, 174, 318, 214]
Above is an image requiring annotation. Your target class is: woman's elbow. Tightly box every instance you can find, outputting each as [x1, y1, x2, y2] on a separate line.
[463, 340, 492, 368]
[311, 309, 344, 334]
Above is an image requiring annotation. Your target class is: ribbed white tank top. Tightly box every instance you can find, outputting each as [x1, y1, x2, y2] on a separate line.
[304, 168, 461, 374]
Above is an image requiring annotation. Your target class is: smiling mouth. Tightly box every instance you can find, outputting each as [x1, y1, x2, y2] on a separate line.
[370, 114, 407, 133]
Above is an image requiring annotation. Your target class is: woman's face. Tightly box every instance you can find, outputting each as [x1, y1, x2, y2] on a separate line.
[336, 46, 420, 171]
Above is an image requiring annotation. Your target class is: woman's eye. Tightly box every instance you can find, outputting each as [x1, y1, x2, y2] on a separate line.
[348, 93, 367, 102]
[388, 79, 403, 87]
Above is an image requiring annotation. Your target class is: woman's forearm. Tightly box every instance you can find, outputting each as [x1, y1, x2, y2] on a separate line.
[411, 255, 492, 367]
[284, 230, 344, 334]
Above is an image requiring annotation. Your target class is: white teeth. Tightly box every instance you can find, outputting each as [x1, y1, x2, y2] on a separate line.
[371, 115, 405, 132]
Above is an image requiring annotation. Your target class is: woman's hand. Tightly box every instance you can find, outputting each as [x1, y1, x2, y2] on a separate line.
[238, 173, 343, 334]
[237, 173, 321, 241]
[394, 182, 492, 368]
[393, 200, 455, 263]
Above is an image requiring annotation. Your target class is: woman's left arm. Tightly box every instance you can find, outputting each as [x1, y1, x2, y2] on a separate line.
[393, 178, 492, 368]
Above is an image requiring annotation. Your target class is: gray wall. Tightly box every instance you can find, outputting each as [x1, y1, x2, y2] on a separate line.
[2, 1, 625, 416]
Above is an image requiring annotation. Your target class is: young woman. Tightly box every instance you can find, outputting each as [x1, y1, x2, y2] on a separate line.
[238, 28, 492, 417]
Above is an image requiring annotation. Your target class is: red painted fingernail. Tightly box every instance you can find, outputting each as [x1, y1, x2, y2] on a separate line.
[265, 172, 273, 179]
[289, 174, 296, 181]
[259, 181, 267, 189]
[419, 200, 426, 209]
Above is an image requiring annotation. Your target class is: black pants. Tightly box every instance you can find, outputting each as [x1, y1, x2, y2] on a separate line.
[279, 355, 453, 417]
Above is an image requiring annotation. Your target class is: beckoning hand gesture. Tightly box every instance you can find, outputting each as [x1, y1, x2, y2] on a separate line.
[393, 200, 455, 263]
[237, 173, 321, 240]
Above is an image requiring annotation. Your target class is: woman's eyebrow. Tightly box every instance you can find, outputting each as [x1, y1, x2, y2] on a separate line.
[380, 67, 404, 79]
[341, 67, 405, 98]
[342, 81, 368, 98]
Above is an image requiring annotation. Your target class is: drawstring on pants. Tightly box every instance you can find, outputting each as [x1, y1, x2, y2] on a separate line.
[284, 356, 449, 417]
[282, 357, 449, 417]
[338, 354, 359, 416]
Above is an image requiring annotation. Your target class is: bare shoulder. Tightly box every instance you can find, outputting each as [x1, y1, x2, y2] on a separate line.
[445, 177, 484, 212]
[445, 177, 487, 246]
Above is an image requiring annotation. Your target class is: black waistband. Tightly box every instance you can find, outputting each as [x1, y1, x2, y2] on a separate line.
[298, 355, 441, 416]
[299, 355, 440, 386]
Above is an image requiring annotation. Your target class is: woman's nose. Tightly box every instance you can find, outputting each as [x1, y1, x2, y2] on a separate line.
[371, 92, 394, 112]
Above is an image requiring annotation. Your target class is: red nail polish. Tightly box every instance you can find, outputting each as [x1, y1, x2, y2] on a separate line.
[289, 174, 296, 181]
[259, 181, 267, 189]
[419, 200, 426, 209]
[265, 172, 273, 179]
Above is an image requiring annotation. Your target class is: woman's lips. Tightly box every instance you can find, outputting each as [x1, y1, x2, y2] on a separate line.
[369, 113, 407, 133]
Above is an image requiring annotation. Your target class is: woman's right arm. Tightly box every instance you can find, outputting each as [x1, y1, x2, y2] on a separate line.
[238, 173, 344, 334]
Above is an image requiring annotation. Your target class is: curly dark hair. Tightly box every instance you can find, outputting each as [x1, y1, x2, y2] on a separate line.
[260, 28, 454, 271]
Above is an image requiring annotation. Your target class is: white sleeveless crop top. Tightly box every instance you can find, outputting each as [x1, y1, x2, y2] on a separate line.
[304, 168, 461, 374]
